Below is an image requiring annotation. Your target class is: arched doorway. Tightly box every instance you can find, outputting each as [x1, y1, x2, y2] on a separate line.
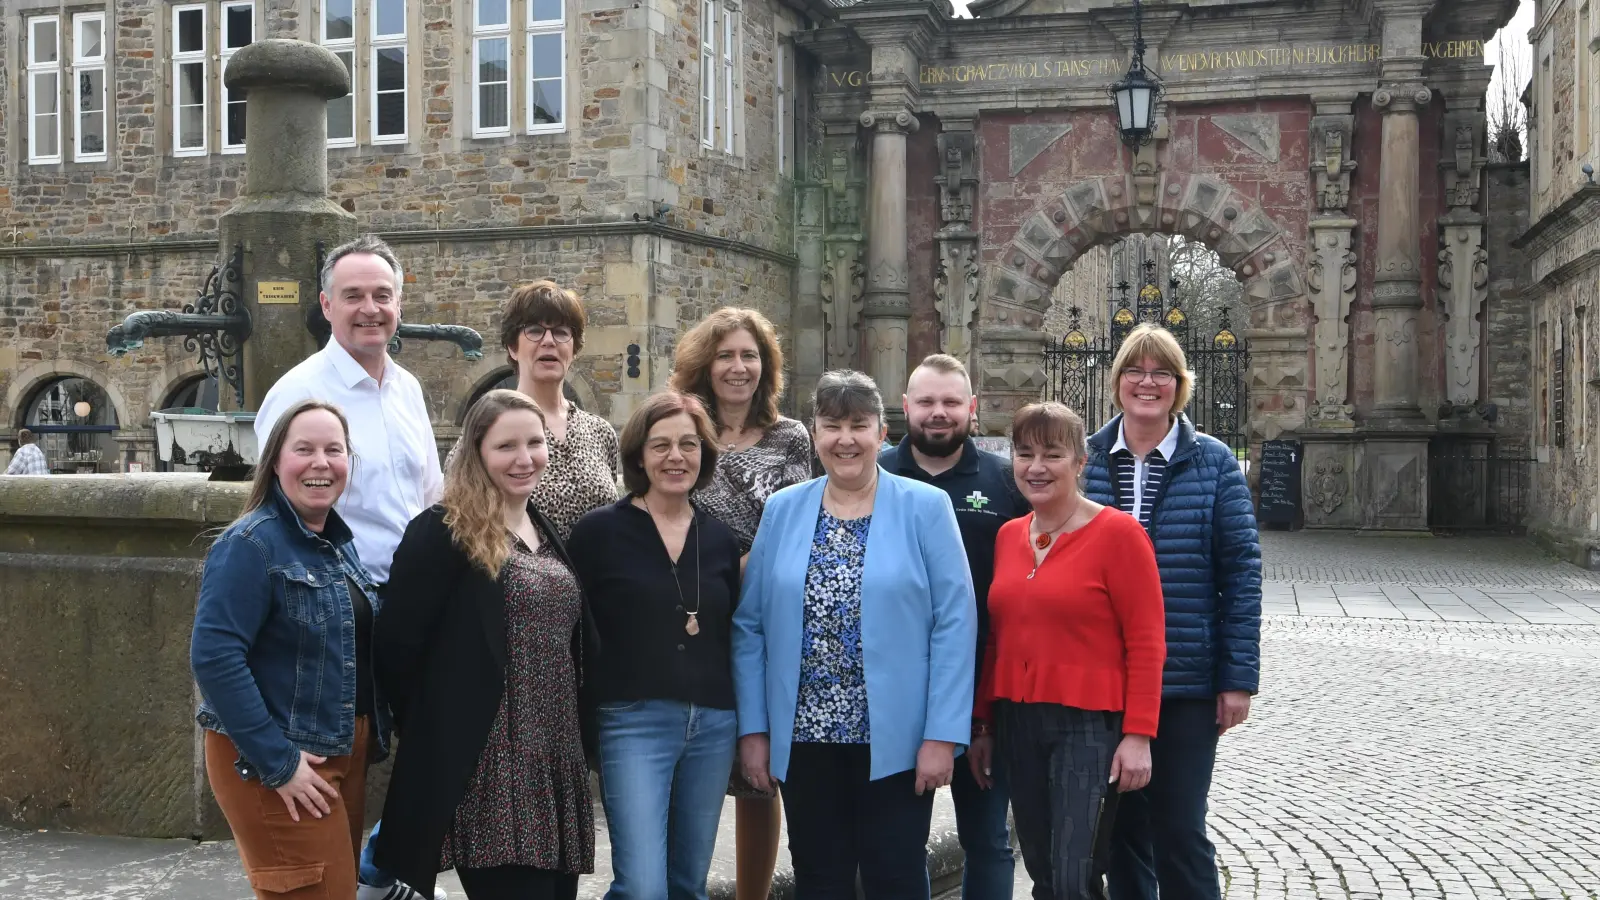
[1043, 237, 1248, 455]
[978, 173, 1310, 449]
[20, 377, 121, 474]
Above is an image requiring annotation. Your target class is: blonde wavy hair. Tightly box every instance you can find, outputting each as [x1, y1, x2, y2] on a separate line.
[1110, 324, 1194, 415]
[442, 389, 548, 577]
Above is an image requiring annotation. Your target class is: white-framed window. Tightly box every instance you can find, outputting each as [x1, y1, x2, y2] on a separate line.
[172, 4, 208, 156]
[26, 16, 63, 165]
[527, 0, 565, 134]
[220, 1, 255, 153]
[372, 0, 408, 143]
[72, 13, 108, 163]
[776, 40, 791, 175]
[721, 7, 737, 154]
[701, 0, 716, 147]
[323, 0, 357, 147]
[473, 0, 512, 136]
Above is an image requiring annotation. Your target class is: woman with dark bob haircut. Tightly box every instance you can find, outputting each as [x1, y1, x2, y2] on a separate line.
[669, 307, 813, 899]
[568, 390, 745, 900]
[732, 370, 976, 900]
[499, 279, 621, 540]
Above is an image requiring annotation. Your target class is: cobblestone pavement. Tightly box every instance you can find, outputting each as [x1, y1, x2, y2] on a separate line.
[8, 533, 1600, 900]
[1010, 534, 1600, 900]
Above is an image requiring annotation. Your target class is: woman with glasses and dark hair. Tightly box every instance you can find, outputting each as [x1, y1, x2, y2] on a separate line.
[568, 390, 743, 900]
[1080, 323, 1262, 900]
[732, 369, 976, 900]
[668, 307, 813, 900]
[499, 280, 620, 539]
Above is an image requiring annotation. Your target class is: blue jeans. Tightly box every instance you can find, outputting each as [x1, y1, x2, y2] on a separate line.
[597, 699, 738, 900]
[1108, 698, 1222, 900]
[950, 745, 1014, 900]
[359, 820, 391, 887]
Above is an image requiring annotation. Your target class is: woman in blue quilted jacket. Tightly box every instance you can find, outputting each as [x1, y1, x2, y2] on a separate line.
[1082, 323, 1262, 900]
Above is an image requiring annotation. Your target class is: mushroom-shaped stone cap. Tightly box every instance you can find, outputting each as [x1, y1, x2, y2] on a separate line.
[225, 39, 351, 99]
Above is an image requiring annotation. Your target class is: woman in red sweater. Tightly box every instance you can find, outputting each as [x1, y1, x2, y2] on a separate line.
[969, 401, 1165, 900]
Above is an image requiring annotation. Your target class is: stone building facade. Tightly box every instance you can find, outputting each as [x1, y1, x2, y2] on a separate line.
[1, 0, 1529, 531]
[1520, 0, 1600, 559]
[1, 0, 806, 468]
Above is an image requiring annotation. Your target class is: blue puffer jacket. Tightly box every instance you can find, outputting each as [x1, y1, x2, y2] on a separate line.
[1083, 414, 1262, 698]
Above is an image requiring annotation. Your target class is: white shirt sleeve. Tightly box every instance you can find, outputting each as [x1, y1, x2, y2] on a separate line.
[253, 378, 303, 447]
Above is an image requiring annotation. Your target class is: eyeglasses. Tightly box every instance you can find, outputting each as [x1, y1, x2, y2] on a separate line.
[523, 325, 574, 344]
[1120, 367, 1176, 386]
[645, 438, 704, 456]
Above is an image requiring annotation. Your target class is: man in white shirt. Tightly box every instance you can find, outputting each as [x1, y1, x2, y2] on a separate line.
[252, 234, 445, 900]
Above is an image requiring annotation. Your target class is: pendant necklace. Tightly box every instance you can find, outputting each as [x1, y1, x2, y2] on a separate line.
[1027, 513, 1073, 580]
[643, 496, 702, 635]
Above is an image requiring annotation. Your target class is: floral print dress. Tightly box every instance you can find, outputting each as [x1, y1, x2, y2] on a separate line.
[791, 509, 872, 744]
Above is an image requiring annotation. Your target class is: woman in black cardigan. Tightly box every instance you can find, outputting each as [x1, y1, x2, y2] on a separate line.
[372, 389, 599, 900]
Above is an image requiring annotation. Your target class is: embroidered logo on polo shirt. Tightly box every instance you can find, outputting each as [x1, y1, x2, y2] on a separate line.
[964, 490, 990, 510]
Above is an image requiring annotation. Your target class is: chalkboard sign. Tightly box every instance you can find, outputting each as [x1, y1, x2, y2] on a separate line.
[1257, 439, 1302, 528]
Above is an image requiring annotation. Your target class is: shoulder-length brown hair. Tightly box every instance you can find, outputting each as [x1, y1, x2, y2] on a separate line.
[242, 399, 352, 520]
[618, 390, 720, 496]
[668, 307, 785, 432]
[442, 389, 548, 577]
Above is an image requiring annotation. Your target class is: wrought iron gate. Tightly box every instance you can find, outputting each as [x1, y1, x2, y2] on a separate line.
[1043, 262, 1250, 456]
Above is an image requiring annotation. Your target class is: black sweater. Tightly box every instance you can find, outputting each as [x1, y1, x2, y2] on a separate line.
[568, 497, 742, 709]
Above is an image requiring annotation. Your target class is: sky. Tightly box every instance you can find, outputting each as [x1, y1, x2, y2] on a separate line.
[1487, 0, 1534, 109]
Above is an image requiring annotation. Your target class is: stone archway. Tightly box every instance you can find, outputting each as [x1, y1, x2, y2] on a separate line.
[5, 359, 135, 431]
[975, 173, 1311, 444]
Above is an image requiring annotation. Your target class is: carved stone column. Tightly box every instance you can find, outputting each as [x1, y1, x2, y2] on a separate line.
[934, 121, 980, 365]
[1435, 83, 1491, 423]
[1307, 97, 1359, 429]
[860, 107, 918, 421]
[1358, 3, 1434, 531]
[1369, 81, 1433, 425]
[820, 127, 866, 372]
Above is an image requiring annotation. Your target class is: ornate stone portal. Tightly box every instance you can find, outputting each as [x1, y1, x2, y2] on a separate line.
[795, 0, 1514, 531]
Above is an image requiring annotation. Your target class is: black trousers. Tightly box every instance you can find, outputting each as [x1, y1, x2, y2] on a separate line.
[456, 865, 579, 900]
[779, 742, 935, 900]
[1107, 698, 1222, 900]
[996, 701, 1121, 900]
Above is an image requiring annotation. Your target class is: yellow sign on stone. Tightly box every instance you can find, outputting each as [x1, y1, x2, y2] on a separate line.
[257, 281, 300, 305]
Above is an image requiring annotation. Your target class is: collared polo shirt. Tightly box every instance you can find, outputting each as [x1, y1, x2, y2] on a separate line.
[1110, 415, 1181, 525]
[253, 340, 443, 583]
[879, 436, 1029, 653]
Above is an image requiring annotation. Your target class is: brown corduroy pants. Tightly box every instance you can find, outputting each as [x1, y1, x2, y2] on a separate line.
[206, 717, 371, 900]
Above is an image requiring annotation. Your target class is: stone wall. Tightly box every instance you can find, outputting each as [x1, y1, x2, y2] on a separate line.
[0, 0, 800, 464]
[1482, 162, 1533, 455]
[0, 475, 247, 839]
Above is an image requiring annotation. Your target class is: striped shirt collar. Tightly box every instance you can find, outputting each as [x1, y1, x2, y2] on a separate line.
[1111, 416, 1182, 461]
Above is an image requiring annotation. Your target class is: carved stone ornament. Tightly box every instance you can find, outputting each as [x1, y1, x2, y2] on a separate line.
[1437, 224, 1489, 407]
[820, 242, 866, 368]
[1306, 458, 1349, 515]
[934, 238, 981, 359]
[1307, 223, 1358, 419]
[860, 109, 919, 134]
[825, 138, 862, 231]
[1444, 120, 1485, 210]
[937, 131, 977, 226]
[1311, 118, 1356, 212]
[1372, 84, 1433, 114]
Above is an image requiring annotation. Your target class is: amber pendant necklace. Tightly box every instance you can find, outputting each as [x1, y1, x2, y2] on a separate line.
[1027, 513, 1072, 579]
[644, 495, 702, 635]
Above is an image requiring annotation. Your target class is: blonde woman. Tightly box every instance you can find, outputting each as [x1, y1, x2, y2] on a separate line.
[372, 389, 597, 900]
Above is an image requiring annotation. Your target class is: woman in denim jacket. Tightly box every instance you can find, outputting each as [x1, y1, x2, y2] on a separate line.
[191, 399, 391, 900]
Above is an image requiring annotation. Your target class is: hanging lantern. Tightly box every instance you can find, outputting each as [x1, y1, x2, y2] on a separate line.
[1108, 0, 1162, 147]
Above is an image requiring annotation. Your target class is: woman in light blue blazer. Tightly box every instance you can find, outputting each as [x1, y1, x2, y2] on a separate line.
[731, 369, 977, 900]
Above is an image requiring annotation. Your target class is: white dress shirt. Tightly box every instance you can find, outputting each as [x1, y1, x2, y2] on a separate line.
[254, 341, 443, 582]
[1111, 416, 1182, 521]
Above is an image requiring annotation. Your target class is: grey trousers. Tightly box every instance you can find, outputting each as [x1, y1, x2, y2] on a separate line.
[995, 701, 1121, 900]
